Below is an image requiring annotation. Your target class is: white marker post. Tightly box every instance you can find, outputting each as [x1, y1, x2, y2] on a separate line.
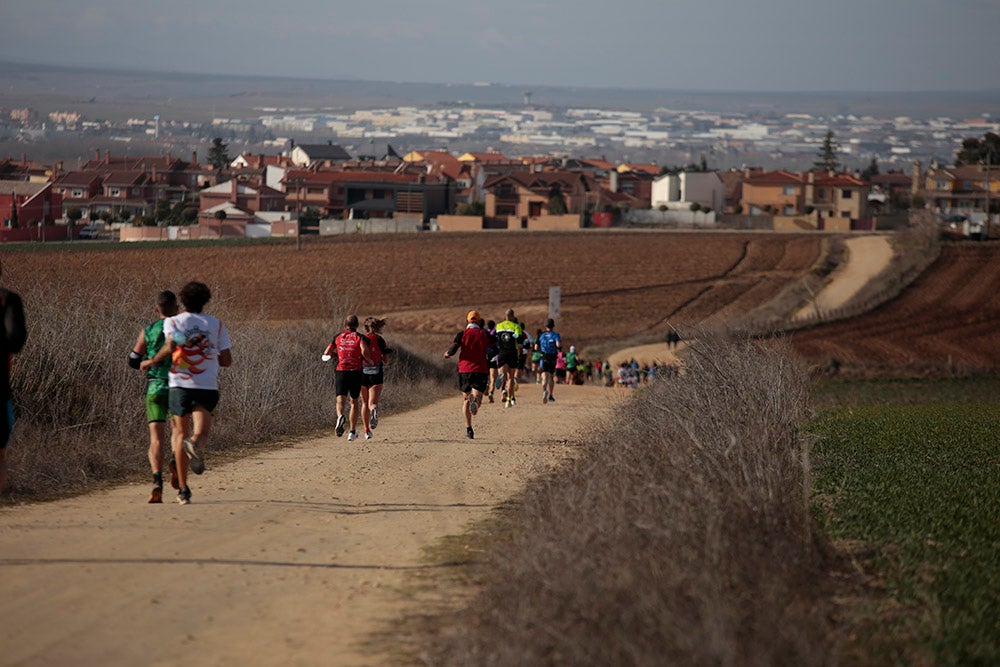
[548, 286, 561, 322]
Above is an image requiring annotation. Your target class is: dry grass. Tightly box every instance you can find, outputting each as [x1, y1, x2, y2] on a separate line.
[2, 274, 451, 501]
[410, 334, 835, 666]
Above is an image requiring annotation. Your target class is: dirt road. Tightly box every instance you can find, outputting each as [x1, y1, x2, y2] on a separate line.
[792, 234, 893, 320]
[0, 384, 621, 667]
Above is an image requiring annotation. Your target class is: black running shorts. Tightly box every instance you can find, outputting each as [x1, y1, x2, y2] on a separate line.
[335, 370, 364, 398]
[458, 372, 488, 394]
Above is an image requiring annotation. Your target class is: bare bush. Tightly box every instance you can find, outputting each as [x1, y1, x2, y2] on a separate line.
[425, 334, 833, 666]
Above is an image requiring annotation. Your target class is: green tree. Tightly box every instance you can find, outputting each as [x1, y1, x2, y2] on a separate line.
[65, 207, 83, 224]
[861, 157, 880, 180]
[548, 194, 567, 215]
[455, 201, 485, 216]
[955, 132, 1000, 166]
[208, 137, 231, 174]
[154, 198, 172, 223]
[813, 129, 841, 171]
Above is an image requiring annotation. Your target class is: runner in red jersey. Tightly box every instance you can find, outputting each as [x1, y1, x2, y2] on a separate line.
[360, 317, 392, 440]
[443, 310, 492, 439]
[322, 314, 371, 441]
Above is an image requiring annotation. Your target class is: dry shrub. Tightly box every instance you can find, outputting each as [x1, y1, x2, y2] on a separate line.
[2, 273, 451, 501]
[428, 333, 833, 666]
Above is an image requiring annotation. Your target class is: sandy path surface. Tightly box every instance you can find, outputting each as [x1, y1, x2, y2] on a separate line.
[0, 384, 621, 667]
[793, 235, 893, 319]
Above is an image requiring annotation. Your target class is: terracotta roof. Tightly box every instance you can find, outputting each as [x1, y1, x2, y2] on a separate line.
[283, 170, 421, 186]
[0, 181, 49, 197]
[618, 163, 661, 175]
[102, 171, 148, 186]
[458, 151, 511, 164]
[53, 171, 104, 187]
[744, 170, 804, 185]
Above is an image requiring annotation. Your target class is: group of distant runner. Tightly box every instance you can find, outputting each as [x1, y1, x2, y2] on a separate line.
[124, 291, 674, 504]
[444, 309, 564, 439]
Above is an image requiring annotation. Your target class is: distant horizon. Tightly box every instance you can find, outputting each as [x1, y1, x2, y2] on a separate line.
[4, 58, 1000, 99]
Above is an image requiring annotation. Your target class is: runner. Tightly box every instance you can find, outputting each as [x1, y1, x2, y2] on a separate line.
[565, 345, 578, 385]
[485, 319, 499, 403]
[494, 308, 524, 408]
[516, 323, 532, 387]
[128, 290, 179, 503]
[322, 314, 371, 442]
[0, 261, 27, 494]
[536, 318, 562, 404]
[142, 281, 232, 505]
[443, 310, 492, 439]
[360, 317, 392, 441]
[531, 328, 543, 383]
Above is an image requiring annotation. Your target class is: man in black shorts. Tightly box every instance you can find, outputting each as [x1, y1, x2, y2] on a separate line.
[323, 315, 371, 442]
[444, 311, 492, 439]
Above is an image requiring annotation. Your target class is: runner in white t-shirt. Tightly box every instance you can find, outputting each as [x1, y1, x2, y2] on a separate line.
[142, 281, 232, 505]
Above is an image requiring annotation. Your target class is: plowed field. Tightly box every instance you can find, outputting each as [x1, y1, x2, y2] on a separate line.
[790, 244, 1000, 372]
[6, 231, 820, 348]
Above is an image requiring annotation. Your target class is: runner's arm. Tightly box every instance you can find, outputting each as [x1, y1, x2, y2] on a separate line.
[140, 339, 173, 371]
[128, 329, 145, 369]
[218, 347, 232, 367]
[444, 331, 462, 358]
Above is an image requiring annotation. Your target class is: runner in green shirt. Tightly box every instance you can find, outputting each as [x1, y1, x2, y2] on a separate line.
[128, 290, 178, 503]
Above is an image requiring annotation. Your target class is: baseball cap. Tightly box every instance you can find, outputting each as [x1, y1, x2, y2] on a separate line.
[467, 310, 481, 322]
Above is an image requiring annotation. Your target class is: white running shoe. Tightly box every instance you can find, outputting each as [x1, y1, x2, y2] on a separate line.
[370, 407, 379, 430]
[347, 430, 358, 442]
[183, 438, 205, 475]
[335, 415, 346, 437]
[364, 431, 373, 440]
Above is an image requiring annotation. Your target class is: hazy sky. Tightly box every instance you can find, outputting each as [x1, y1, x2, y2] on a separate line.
[2, 0, 999, 92]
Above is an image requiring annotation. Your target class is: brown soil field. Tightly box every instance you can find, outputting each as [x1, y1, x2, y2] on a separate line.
[789, 243, 1000, 372]
[10, 232, 998, 372]
[5, 231, 821, 350]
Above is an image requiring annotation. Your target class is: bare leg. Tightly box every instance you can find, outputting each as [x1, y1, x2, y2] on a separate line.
[360, 386, 371, 432]
[148, 421, 167, 474]
[349, 396, 360, 432]
[171, 414, 190, 490]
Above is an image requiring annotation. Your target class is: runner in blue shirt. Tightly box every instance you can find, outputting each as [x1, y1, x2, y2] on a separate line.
[536, 318, 562, 404]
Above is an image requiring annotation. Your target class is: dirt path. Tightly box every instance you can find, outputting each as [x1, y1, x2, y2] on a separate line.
[793, 234, 893, 320]
[0, 384, 622, 667]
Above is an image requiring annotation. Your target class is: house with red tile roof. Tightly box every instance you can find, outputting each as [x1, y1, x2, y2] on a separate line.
[0, 181, 61, 226]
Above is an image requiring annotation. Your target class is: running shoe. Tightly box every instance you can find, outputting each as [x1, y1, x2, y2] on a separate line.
[501, 389, 507, 403]
[548, 394, 555, 402]
[542, 390, 549, 404]
[365, 431, 373, 440]
[469, 395, 478, 415]
[335, 414, 346, 437]
[183, 438, 205, 475]
[488, 392, 494, 403]
[466, 426, 475, 439]
[494, 376, 503, 390]
[347, 430, 358, 442]
[370, 407, 379, 430]
[177, 488, 192, 505]
[148, 486, 163, 504]
[168, 459, 180, 490]
[505, 398, 512, 408]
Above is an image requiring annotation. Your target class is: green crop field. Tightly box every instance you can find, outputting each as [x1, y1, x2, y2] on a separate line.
[810, 378, 1000, 664]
